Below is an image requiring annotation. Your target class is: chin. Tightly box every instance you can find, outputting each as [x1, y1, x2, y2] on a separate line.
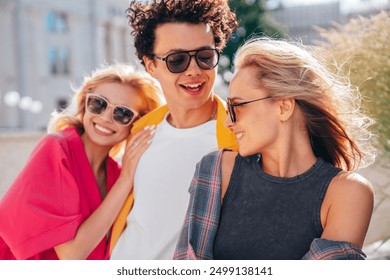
[238, 147, 249, 157]
[238, 146, 258, 158]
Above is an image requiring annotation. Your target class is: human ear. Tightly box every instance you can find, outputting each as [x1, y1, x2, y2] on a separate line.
[279, 98, 295, 122]
[143, 56, 157, 78]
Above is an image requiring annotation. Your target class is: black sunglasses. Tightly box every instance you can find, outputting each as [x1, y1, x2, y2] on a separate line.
[227, 96, 273, 123]
[152, 48, 220, 73]
[85, 93, 138, 126]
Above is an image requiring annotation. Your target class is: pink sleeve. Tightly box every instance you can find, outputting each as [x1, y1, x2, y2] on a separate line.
[0, 135, 82, 259]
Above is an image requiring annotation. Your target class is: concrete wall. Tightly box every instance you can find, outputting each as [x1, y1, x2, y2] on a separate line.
[359, 157, 390, 245]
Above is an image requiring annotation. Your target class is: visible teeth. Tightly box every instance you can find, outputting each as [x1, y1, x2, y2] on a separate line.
[95, 124, 113, 134]
[184, 83, 202, 89]
[236, 132, 244, 139]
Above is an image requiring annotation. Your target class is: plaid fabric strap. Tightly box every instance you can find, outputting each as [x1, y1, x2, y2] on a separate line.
[302, 238, 366, 260]
[174, 150, 223, 260]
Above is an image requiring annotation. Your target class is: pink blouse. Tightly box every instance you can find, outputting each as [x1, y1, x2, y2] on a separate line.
[0, 127, 121, 259]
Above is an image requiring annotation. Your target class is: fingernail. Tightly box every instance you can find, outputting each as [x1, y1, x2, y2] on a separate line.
[150, 129, 156, 135]
[144, 125, 150, 130]
[147, 139, 153, 144]
[149, 124, 156, 130]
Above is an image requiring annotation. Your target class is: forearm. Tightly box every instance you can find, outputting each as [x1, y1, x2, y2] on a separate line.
[54, 175, 132, 260]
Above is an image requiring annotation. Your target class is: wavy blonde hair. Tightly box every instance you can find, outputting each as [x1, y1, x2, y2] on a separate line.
[47, 63, 164, 156]
[234, 38, 376, 170]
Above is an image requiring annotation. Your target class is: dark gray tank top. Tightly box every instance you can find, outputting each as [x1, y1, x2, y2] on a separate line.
[213, 154, 341, 260]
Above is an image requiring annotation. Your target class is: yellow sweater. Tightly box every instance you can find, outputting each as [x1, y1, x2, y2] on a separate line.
[109, 95, 238, 252]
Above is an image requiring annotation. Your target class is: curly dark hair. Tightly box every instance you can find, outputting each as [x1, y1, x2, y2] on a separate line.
[127, 0, 238, 66]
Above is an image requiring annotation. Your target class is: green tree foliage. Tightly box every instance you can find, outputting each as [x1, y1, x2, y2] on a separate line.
[220, 0, 284, 78]
[315, 11, 390, 155]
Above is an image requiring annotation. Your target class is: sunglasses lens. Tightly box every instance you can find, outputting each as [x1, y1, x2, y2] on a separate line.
[113, 107, 135, 125]
[166, 53, 190, 73]
[196, 49, 219, 70]
[87, 95, 107, 114]
[164, 49, 219, 73]
[227, 98, 235, 122]
[87, 94, 136, 126]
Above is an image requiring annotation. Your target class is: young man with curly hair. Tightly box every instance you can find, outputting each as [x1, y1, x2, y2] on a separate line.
[110, 0, 238, 259]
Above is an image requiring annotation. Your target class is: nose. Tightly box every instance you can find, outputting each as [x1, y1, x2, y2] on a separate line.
[184, 55, 202, 76]
[100, 106, 113, 123]
[224, 111, 233, 129]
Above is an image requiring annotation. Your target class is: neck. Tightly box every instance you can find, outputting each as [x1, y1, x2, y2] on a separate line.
[167, 98, 216, 128]
[80, 132, 110, 199]
[81, 133, 110, 173]
[261, 149, 317, 178]
[260, 123, 317, 178]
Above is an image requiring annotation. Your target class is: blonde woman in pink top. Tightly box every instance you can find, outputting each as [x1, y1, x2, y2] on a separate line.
[0, 64, 164, 259]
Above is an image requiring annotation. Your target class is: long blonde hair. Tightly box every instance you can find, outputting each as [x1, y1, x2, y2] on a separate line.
[234, 38, 376, 170]
[47, 63, 164, 156]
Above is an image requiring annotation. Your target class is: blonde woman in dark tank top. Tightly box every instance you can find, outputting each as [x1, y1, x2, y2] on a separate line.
[175, 38, 376, 260]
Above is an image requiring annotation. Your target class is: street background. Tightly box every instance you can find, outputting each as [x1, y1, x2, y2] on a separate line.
[1, 0, 389, 259]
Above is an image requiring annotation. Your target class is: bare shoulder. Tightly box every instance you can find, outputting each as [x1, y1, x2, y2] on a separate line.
[321, 171, 374, 247]
[330, 171, 374, 200]
[325, 171, 374, 217]
[222, 150, 238, 166]
[221, 150, 238, 200]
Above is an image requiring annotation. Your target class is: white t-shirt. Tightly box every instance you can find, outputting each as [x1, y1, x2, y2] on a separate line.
[110, 114, 217, 259]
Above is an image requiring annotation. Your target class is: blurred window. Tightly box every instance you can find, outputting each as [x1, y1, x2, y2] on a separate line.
[48, 47, 70, 75]
[46, 11, 68, 33]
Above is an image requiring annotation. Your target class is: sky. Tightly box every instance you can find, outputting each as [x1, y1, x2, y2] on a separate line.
[272, 0, 389, 13]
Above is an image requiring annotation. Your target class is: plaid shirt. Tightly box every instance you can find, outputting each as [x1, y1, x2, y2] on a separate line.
[174, 150, 366, 260]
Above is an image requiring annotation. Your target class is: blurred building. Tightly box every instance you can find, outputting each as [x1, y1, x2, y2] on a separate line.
[268, 1, 342, 44]
[0, 0, 137, 131]
[268, 0, 390, 45]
